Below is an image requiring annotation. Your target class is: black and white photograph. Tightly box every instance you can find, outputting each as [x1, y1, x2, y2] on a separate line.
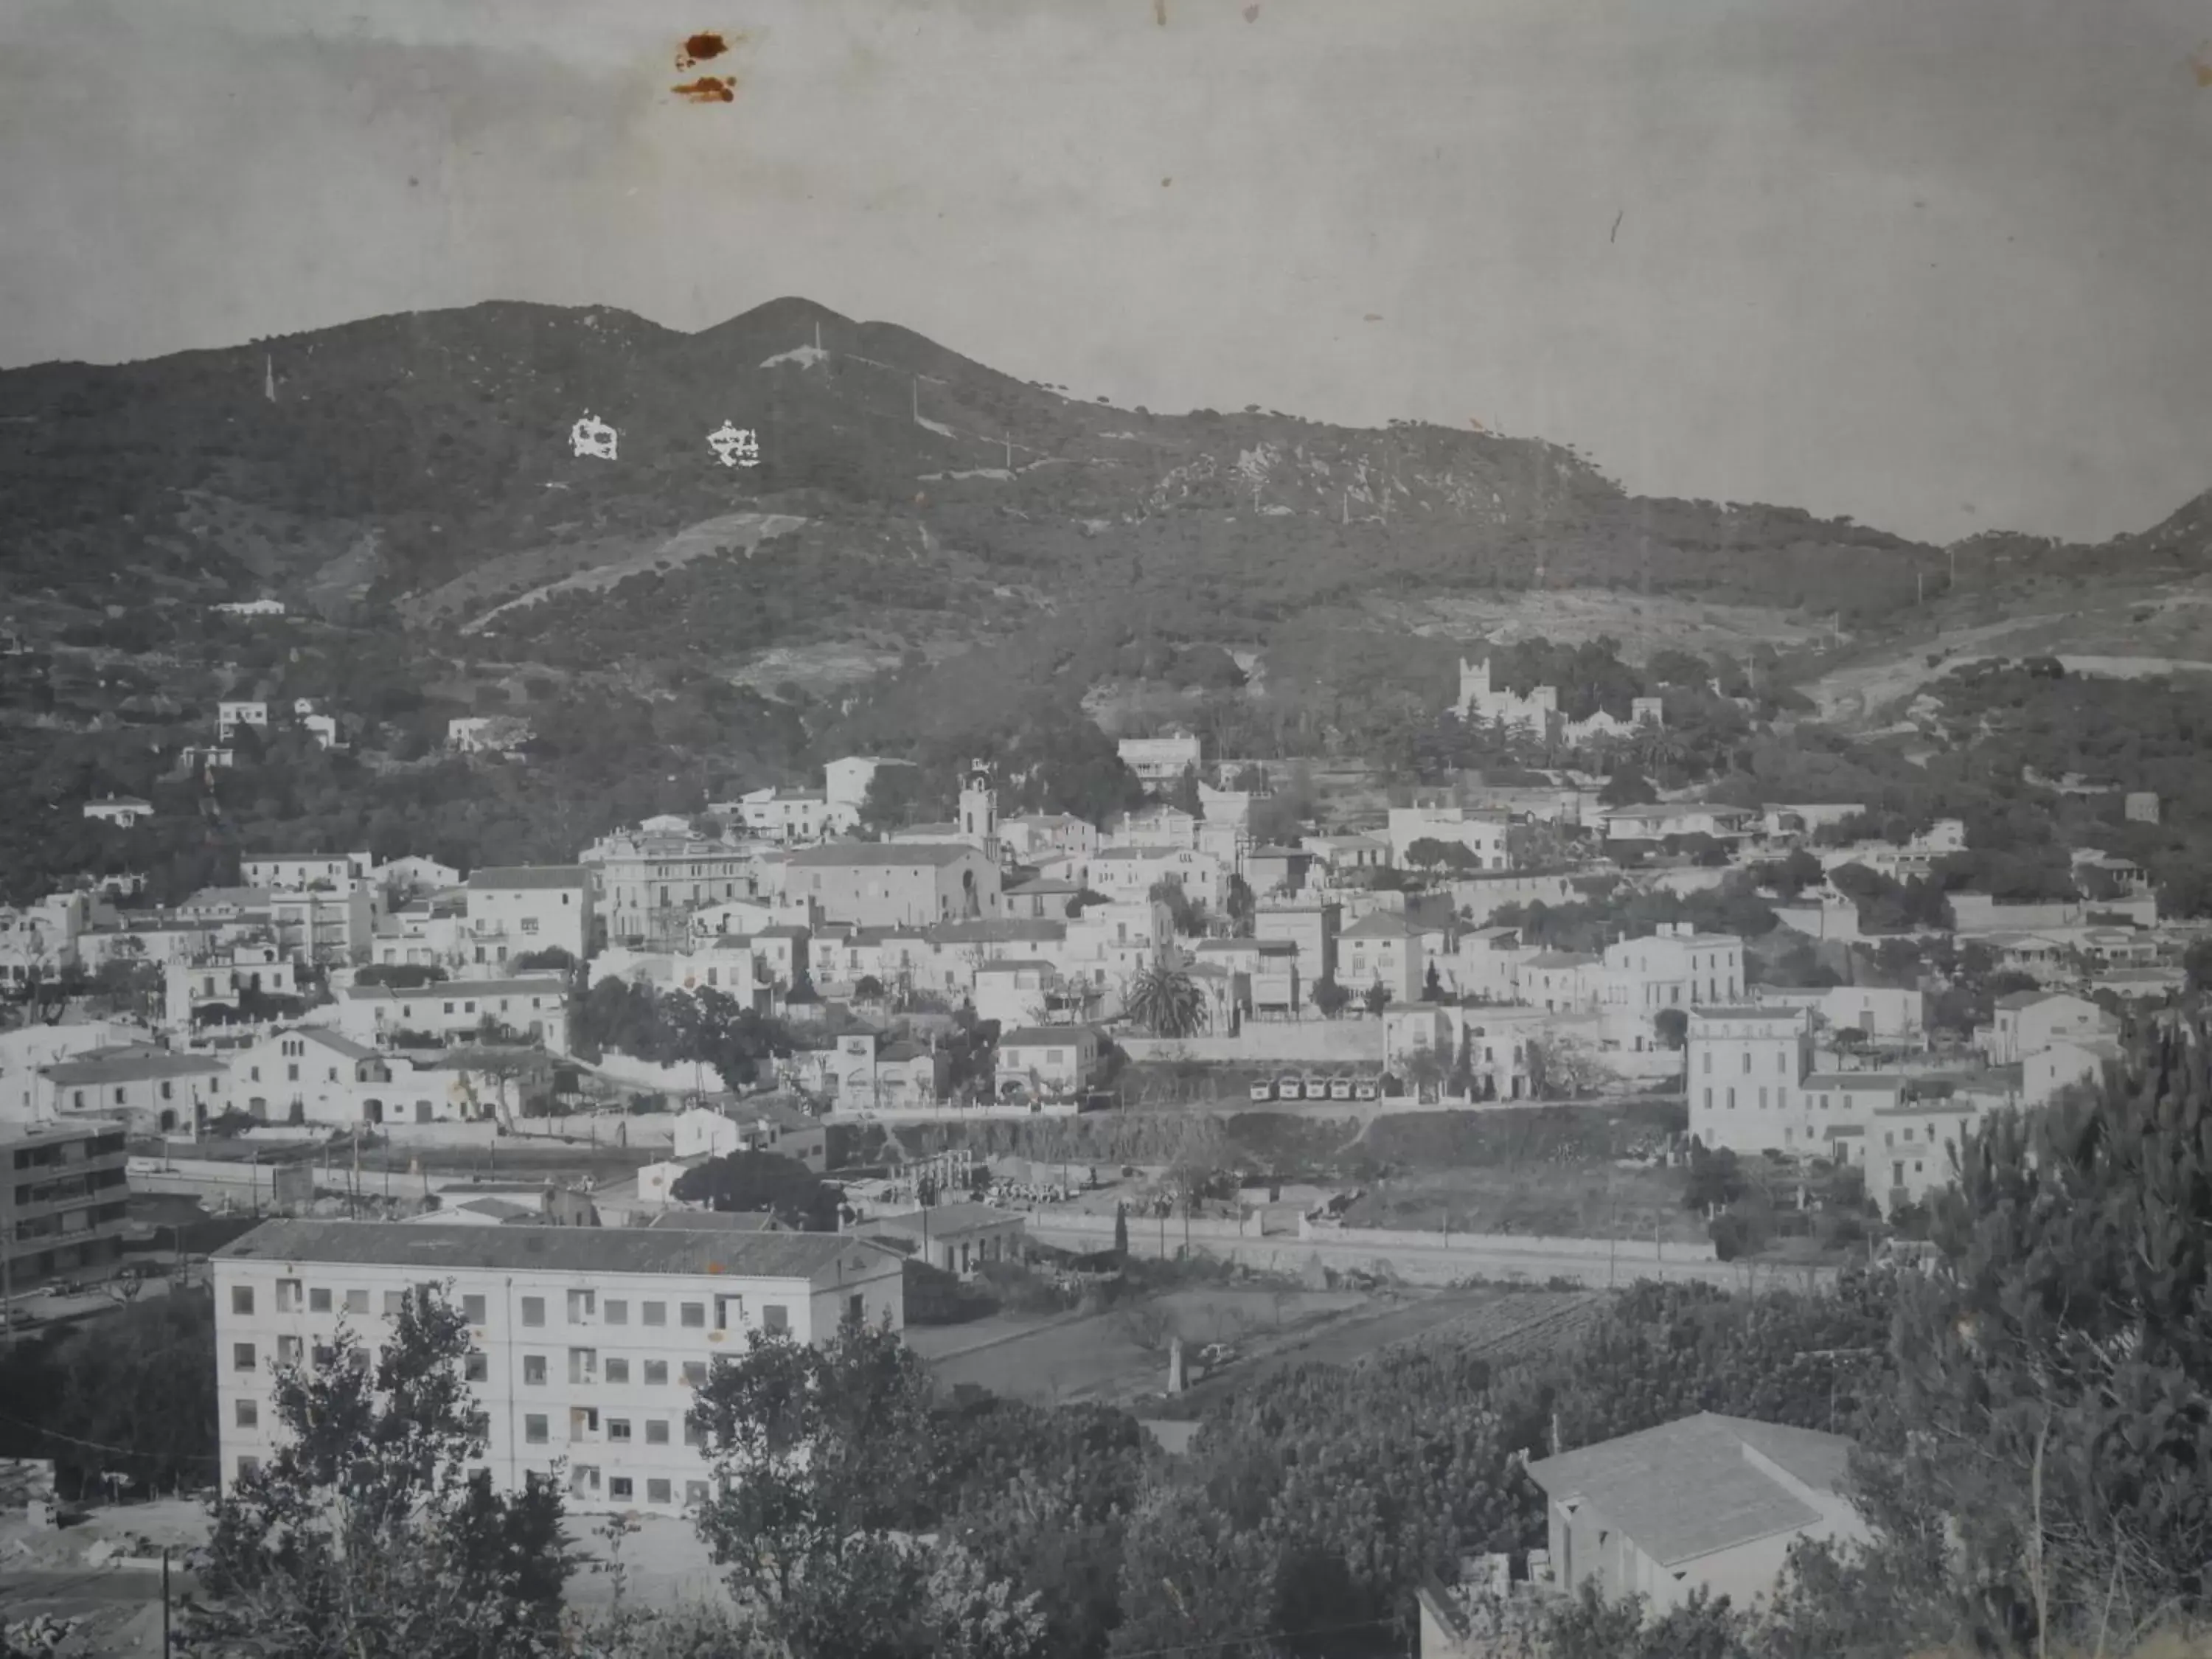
[1, 1, 2211, 1655]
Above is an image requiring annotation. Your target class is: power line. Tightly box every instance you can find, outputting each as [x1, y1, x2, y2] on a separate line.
[0, 1407, 220, 1465]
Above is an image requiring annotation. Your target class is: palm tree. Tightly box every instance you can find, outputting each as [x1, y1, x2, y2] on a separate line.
[1124, 965, 1208, 1039]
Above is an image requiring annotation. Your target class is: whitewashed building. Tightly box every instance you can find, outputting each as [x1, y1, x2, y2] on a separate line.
[211, 1220, 905, 1512]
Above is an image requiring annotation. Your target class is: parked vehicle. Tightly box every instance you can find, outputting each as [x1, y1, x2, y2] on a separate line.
[1197, 1343, 1237, 1369]
[1352, 1081, 1380, 1102]
[1299, 1075, 1327, 1101]
[1273, 1076, 1304, 1101]
[1328, 1078, 1354, 1102]
[1249, 1080, 1273, 1102]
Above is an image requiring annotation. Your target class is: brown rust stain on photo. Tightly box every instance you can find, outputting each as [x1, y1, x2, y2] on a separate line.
[2192, 44, 2212, 87]
[672, 75, 738, 104]
[676, 32, 733, 71]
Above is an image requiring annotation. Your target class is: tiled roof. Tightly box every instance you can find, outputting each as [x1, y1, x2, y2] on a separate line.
[215, 1218, 895, 1280]
[866, 1203, 1022, 1240]
[1525, 1413, 1854, 1568]
[1341, 911, 1422, 939]
[788, 844, 976, 868]
[467, 865, 590, 891]
[41, 1050, 228, 1085]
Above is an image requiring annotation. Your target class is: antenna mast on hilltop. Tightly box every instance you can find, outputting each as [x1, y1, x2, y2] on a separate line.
[263, 355, 275, 403]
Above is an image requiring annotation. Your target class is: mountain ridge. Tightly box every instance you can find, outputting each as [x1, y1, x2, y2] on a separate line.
[1, 296, 2201, 690]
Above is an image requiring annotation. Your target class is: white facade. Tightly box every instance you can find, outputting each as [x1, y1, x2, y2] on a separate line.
[1986, 992, 2112, 1067]
[212, 1221, 905, 1514]
[335, 976, 572, 1055]
[1385, 805, 1512, 872]
[1116, 734, 1202, 783]
[218, 701, 270, 740]
[824, 756, 914, 815]
[465, 866, 594, 964]
[2023, 1037, 2120, 1108]
[240, 853, 374, 893]
[585, 834, 763, 945]
[163, 944, 299, 1027]
[1686, 1007, 1814, 1149]
[83, 797, 154, 828]
[1090, 846, 1227, 912]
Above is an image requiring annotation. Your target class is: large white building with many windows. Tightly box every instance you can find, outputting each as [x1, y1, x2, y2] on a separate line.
[1686, 1006, 1815, 1147]
[211, 1220, 905, 1514]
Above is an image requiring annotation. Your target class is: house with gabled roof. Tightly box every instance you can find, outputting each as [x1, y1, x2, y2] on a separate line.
[1524, 1412, 1868, 1613]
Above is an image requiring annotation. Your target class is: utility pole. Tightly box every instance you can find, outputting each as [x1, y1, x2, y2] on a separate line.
[163, 1547, 173, 1653]
[1917, 569, 1924, 606]
[1949, 543, 1958, 588]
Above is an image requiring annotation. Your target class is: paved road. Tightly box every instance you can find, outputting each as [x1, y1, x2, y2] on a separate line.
[1026, 1217, 1834, 1293]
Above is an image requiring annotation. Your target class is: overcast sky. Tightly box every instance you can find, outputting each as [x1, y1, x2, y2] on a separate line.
[3, 0, 2208, 543]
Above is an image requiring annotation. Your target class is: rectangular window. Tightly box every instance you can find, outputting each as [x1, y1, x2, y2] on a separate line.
[524, 1415, 549, 1446]
[610, 1477, 633, 1501]
[521, 1297, 545, 1328]
[384, 1291, 406, 1317]
[232, 1285, 255, 1316]
[233, 1342, 257, 1372]
[604, 1299, 628, 1325]
[713, 1295, 738, 1332]
[647, 1478, 672, 1504]
[681, 1361, 707, 1388]
[568, 1349, 597, 1384]
[684, 1418, 706, 1447]
[608, 1419, 632, 1443]
[566, 1289, 595, 1322]
[679, 1302, 705, 1329]
[644, 1360, 669, 1385]
[237, 1455, 260, 1482]
[645, 1419, 669, 1446]
[524, 1354, 547, 1385]
[310, 1287, 332, 1312]
[685, 1481, 709, 1507]
[467, 1412, 490, 1442]
[463, 1294, 487, 1324]
[344, 1289, 369, 1315]
[1701, 1088, 1712, 1111]
[235, 1399, 258, 1429]
[641, 1301, 667, 1327]
[276, 1335, 304, 1366]
[465, 1351, 488, 1383]
[762, 1304, 789, 1334]
[1758, 1087, 1768, 1109]
[275, 1279, 302, 1312]
[605, 1357, 630, 1384]
[1726, 1088, 1736, 1109]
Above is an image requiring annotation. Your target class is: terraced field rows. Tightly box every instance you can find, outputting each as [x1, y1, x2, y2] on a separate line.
[1397, 1290, 1609, 1363]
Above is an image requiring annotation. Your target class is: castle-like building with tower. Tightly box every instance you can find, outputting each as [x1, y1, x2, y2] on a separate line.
[1455, 658, 1664, 748]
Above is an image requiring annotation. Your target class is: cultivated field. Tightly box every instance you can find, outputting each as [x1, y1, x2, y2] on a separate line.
[1367, 590, 1825, 659]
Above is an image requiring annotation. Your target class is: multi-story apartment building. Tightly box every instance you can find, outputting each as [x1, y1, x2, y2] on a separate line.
[334, 975, 572, 1055]
[211, 1221, 905, 1512]
[268, 887, 375, 967]
[1339, 910, 1427, 1004]
[585, 833, 762, 947]
[1685, 1006, 1816, 1151]
[463, 866, 594, 965]
[3, 1119, 131, 1285]
[1253, 897, 1340, 992]
[239, 853, 375, 893]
